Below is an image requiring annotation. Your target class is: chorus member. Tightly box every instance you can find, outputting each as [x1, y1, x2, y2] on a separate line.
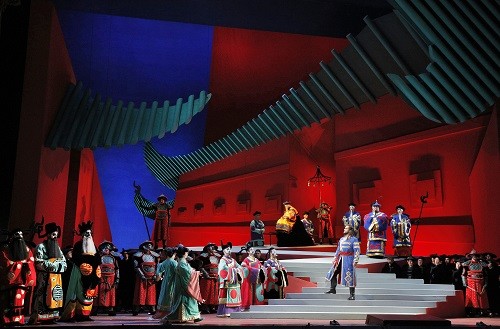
[363, 200, 389, 258]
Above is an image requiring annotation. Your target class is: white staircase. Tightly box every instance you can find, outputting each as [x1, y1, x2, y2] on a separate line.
[231, 256, 464, 320]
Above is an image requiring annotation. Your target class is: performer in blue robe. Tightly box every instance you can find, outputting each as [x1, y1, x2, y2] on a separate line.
[390, 205, 412, 257]
[363, 200, 389, 258]
[342, 203, 361, 241]
[325, 225, 360, 300]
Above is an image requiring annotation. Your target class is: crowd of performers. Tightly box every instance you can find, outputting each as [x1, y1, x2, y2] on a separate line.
[0, 220, 290, 325]
[273, 199, 412, 259]
[2, 195, 497, 325]
[380, 251, 499, 318]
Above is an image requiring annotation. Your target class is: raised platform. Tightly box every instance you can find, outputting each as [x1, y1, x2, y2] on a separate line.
[231, 250, 465, 320]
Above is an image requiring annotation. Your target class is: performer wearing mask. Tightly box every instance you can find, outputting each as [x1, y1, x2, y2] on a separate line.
[217, 242, 244, 317]
[326, 225, 360, 300]
[29, 222, 67, 324]
[240, 246, 264, 310]
[97, 241, 120, 316]
[363, 201, 389, 258]
[390, 205, 412, 257]
[0, 229, 36, 326]
[342, 203, 361, 242]
[263, 248, 288, 300]
[60, 220, 101, 322]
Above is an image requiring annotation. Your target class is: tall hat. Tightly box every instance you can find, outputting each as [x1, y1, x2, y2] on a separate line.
[372, 200, 382, 207]
[98, 240, 117, 251]
[77, 220, 93, 235]
[157, 194, 168, 201]
[39, 222, 61, 238]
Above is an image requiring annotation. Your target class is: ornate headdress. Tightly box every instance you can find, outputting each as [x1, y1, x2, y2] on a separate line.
[38, 222, 61, 238]
[77, 220, 93, 236]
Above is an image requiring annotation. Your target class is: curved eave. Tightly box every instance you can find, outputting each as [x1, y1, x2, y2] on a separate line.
[45, 81, 211, 150]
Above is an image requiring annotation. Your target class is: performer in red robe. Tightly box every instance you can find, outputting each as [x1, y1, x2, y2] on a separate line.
[134, 185, 173, 249]
[132, 241, 158, 315]
[463, 251, 489, 317]
[97, 241, 120, 316]
[240, 246, 264, 310]
[316, 202, 334, 244]
[198, 243, 221, 313]
[0, 229, 36, 326]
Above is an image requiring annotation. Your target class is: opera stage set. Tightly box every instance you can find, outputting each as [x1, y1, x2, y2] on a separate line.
[2, 0, 500, 327]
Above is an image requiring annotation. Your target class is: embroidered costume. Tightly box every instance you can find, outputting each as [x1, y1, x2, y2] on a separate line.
[60, 221, 101, 322]
[240, 247, 264, 310]
[217, 242, 243, 317]
[198, 243, 221, 312]
[0, 229, 36, 326]
[263, 248, 288, 300]
[326, 225, 360, 299]
[164, 246, 203, 323]
[363, 201, 389, 258]
[390, 205, 412, 257]
[342, 203, 361, 241]
[132, 241, 158, 315]
[96, 241, 120, 315]
[30, 222, 67, 324]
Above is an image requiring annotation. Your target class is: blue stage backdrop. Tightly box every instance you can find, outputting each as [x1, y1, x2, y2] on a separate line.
[57, 9, 213, 249]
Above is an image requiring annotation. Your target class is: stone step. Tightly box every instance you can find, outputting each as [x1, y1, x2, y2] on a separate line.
[268, 298, 438, 307]
[285, 292, 450, 301]
[230, 310, 424, 320]
[284, 264, 368, 272]
[315, 279, 431, 287]
[301, 287, 456, 295]
[306, 275, 396, 283]
[249, 305, 429, 313]
[292, 271, 394, 278]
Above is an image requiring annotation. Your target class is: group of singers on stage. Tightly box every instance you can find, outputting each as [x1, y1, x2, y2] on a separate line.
[1, 197, 498, 325]
[0, 216, 290, 325]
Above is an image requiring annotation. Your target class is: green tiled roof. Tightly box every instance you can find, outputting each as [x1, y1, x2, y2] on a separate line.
[146, 0, 498, 190]
[45, 81, 211, 150]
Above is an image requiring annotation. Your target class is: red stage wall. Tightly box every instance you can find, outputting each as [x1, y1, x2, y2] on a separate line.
[205, 27, 348, 144]
[469, 104, 500, 255]
[12, 1, 111, 247]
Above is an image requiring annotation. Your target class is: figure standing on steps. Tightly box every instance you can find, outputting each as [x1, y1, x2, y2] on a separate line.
[390, 205, 412, 257]
[342, 203, 361, 243]
[325, 225, 360, 300]
[363, 200, 389, 258]
[316, 202, 334, 244]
